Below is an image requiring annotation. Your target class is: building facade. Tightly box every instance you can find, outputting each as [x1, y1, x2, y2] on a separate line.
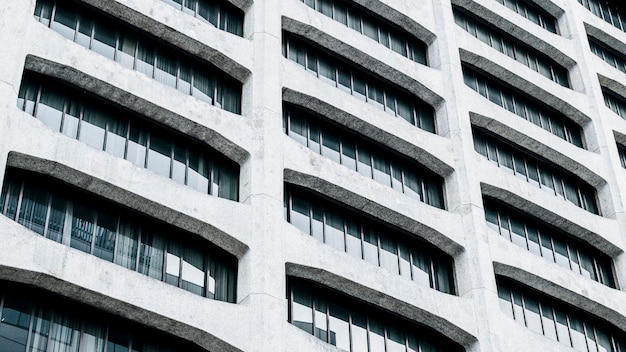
[0, 0, 625, 351]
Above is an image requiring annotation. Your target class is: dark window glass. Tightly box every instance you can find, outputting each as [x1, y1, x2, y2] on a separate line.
[483, 198, 615, 288]
[495, 0, 557, 33]
[0, 170, 238, 303]
[285, 185, 455, 294]
[17, 72, 239, 201]
[35, 0, 242, 114]
[283, 104, 444, 208]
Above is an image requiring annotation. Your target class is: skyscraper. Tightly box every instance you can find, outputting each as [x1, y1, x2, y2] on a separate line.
[0, 0, 625, 351]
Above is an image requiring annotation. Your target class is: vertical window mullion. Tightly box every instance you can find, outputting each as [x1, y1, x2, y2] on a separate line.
[14, 181, 25, 222]
[90, 213, 98, 255]
[111, 215, 121, 264]
[32, 84, 43, 118]
[42, 193, 53, 239]
[134, 226, 142, 272]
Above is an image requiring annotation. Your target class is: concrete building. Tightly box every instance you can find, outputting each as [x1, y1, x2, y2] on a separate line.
[0, 0, 625, 350]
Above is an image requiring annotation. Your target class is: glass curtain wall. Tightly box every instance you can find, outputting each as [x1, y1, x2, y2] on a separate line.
[497, 278, 626, 352]
[283, 104, 445, 208]
[484, 198, 615, 287]
[0, 170, 237, 303]
[33, 0, 242, 114]
[463, 65, 584, 147]
[289, 279, 464, 352]
[283, 33, 436, 133]
[17, 72, 239, 201]
[284, 185, 455, 294]
[473, 128, 598, 214]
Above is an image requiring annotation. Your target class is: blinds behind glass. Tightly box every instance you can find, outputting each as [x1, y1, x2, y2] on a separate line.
[578, 0, 626, 34]
[17, 71, 239, 201]
[0, 170, 238, 303]
[589, 38, 626, 74]
[161, 0, 244, 36]
[33, 0, 242, 114]
[284, 185, 455, 294]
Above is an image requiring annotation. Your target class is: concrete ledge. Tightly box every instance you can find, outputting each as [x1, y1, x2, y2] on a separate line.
[451, 0, 572, 68]
[284, 169, 464, 256]
[286, 263, 477, 348]
[585, 22, 626, 58]
[6, 151, 249, 258]
[0, 266, 243, 352]
[24, 55, 250, 165]
[470, 112, 605, 189]
[493, 262, 626, 332]
[281, 17, 443, 108]
[481, 182, 622, 256]
[74, 0, 250, 82]
[599, 73, 626, 99]
[459, 49, 592, 127]
[283, 89, 454, 177]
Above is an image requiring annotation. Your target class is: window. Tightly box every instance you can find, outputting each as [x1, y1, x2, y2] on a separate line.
[618, 144, 626, 168]
[161, 0, 244, 36]
[473, 128, 598, 214]
[288, 279, 464, 352]
[589, 37, 626, 74]
[298, 0, 427, 64]
[17, 71, 239, 201]
[463, 66, 584, 147]
[603, 89, 626, 119]
[0, 169, 238, 302]
[283, 33, 436, 133]
[494, 0, 558, 33]
[484, 198, 615, 287]
[454, 9, 569, 87]
[497, 278, 626, 351]
[0, 285, 206, 352]
[284, 185, 455, 294]
[283, 104, 445, 208]
[578, 0, 626, 34]
[33, 0, 242, 114]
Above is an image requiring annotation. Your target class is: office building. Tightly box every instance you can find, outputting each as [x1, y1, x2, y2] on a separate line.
[0, 0, 625, 350]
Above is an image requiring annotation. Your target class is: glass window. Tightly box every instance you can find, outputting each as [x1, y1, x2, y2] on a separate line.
[291, 287, 313, 334]
[52, 5, 78, 40]
[146, 132, 173, 178]
[115, 219, 139, 270]
[18, 184, 49, 236]
[155, 51, 178, 88]
[324, 210, 345, 252]
[0, 296, 32, 352]
[92, 22, 117, 60]
[93, 211, 117, 262]
[138, 231, 165, 280]
[105, 116, 128, 159]
[188, 149, 209, 193]
[328, 303, 350, 350]
[362, 227, 379, 265]
[321, 128, 341, 163]
[126, 123, 148, 168]
[79, 105, 108, 150]
[71, 204, 95, 254]
[379, 236, 399, 274]
[345, 219, 362, 260]
[36, 89, 65, 132]
[368, 317, 386, 352]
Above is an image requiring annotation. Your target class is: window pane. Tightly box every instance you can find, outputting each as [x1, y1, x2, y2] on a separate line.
[351, 312, 368, 352]
[328, 303, 350, 350]
[92, 21, 117, 60]
[311, 204, 324, 243]
[372, 154, 391, 186]
[181, 246, 205, 296]
[165, 241, 181, 286]
[554, 308, 571, 346]
[18, 184, 49, 236]
[379, 236, 399, 274]
[569, 315, 587, 351]
[49, 314, 80, 352]
[0, 296, 32, 352]
[288, 112, 308, 146]
[524, 296, 543, 334]
[412, 250, 431, 288]
[115, 219, 139, 270]
[105, 116, 128, 159]
[29, 306, 51, 352]
[71, 204, 95, 254]
[117, 33, 137, 69]
[357, 146, 372, 178]
[553, 238, 570, 269]
[362, 16, 379, 42]
[80, 319, 105, 352]
[290, 193, 310, 234]
[47, 195, 67, 243]
[340, 138, 357, 170]
[497, 284, 514, 319]
[127, 123, 148, 167]
[79, 105, 108, 150]
[52, 5, 78, 41]
[368, 317, 385, 352]
[138, 231, 165, 280]
[136, 41, 155, 77]
[192, 68, 214, 104]
[387, 325, 406, 352]
[404, 168, 422, 201]
[188, 149, 209, 193]
[398, 241, 412, 279]
[291, 287, 313, 334]
[93, 211, 117, 262]
[62, 99, 81, 139]
[314, 298, 327, 342]
[321, 128, 341, 163]
[155, 52, 178, 88]
[324, 210, 345, 252]
[147, 132, 172, 178]
[345, 219, 362, 260]
[362, 227, 379, 265]
[36, 88, 65, 132]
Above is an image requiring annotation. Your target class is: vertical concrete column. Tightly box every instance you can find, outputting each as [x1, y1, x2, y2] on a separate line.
[563, 0, 626, 286]
[238, 0, 288, 350]
[430, 0, 498, 351]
